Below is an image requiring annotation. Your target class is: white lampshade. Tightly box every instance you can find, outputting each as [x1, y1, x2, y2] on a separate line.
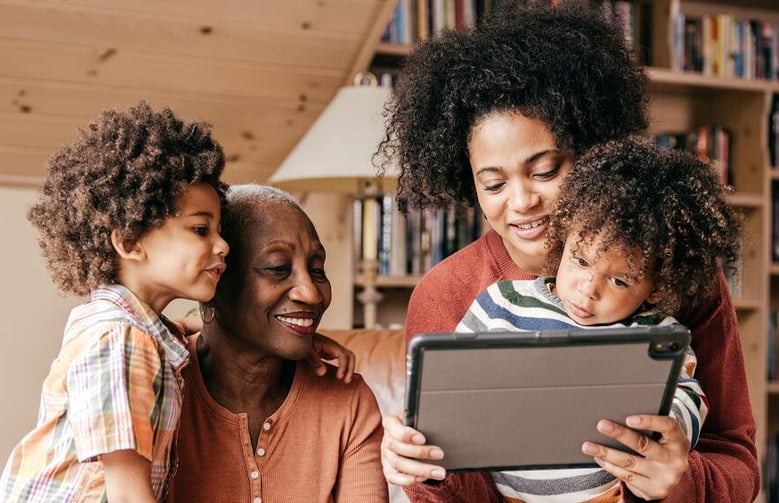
[269, 85, 398, 194]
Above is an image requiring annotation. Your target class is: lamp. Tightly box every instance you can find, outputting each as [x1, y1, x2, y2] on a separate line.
[269, 76, 398, 329]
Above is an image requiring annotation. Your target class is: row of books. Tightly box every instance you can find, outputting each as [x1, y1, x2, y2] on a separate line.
[771, 94, 779, 168]
[653, 126, 732, 186]
[382, 1, 652, 65]
[672, 12, 779, 81]
[354, 194, 483, 277]
[381, 0, 485, 45]
[769, 310, 778, 382]
[766, 433, 779, 503]
[595, 0, 653, 66]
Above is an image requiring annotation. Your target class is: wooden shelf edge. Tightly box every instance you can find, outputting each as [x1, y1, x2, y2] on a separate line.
[768, 381, 779, 395]
[726, 193, 763, 208]
[648, 67, 779, 93]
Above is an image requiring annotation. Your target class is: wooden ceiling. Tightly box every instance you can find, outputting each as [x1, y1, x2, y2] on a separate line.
[0, 0, 395, 186]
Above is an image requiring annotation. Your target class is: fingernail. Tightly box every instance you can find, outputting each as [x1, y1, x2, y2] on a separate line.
[582, 442, 597, 455]
[598, 420, 614, 433]
[412, 433, 426, 444]
[626, 416, 640, 427]
[430, 468, 445, 479]
[429, 447, 444, 459]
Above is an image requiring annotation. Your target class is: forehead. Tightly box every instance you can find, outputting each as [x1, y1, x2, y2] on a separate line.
[248, 200, 317, 243]
[567, 232, 643, 266]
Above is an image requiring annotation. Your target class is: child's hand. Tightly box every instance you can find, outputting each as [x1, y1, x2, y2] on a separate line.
[307, 333, 356, 383]
[176, 315, 203, 336]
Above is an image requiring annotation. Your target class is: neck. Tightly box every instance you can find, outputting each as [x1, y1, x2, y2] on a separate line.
[197, 325, 293, 413]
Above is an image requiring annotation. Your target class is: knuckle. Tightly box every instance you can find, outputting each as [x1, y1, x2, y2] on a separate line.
[624, 455, 637, 469]
[636, 434, 651, 454]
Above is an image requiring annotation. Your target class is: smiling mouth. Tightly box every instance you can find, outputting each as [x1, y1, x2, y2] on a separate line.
[512, 216, 549, 230]
[276, 316, 315, 328]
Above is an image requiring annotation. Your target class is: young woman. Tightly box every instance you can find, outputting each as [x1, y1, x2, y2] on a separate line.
[376, 1, 759, 502]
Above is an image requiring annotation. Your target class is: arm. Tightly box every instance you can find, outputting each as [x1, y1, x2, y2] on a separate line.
[660, 273, 759, 502]
[307, 332, 356, 382]
[334, 378, 389, 502]
[67, 324, 170, 498]
[103, 450, 158, 503]
[590, 274, 759, 502]
[670, 347, 708, 449]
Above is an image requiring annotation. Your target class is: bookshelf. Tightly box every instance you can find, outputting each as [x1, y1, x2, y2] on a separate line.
[342, 0, 779, 498]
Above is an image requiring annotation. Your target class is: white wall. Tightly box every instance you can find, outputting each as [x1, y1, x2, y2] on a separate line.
[0, 186, 81, 461]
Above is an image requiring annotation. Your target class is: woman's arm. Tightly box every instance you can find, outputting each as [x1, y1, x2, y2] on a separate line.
[628, 273, 759, 502]
[334, 379, 389, 502]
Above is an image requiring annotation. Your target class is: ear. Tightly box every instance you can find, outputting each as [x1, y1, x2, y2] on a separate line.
[645, 290, 661, 306]
[110, 229, 145, 261]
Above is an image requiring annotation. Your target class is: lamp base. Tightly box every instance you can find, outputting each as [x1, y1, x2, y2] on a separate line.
[356, 258, 384, 329]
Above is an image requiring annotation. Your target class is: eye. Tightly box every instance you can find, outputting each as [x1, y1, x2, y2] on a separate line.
[193, 225, 208, 236]
[533, 163, 562, 180]
[482, 181, 505, 193]
[310, 267, 328, 282]
[610, 277, 629, 288]
[572, 255, 588, 268]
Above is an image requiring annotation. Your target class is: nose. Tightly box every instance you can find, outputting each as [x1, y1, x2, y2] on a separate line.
[215, 234, 229, 257]
[577, 272, 598, 299]
[289, 273, 324, 305]
[507, 180, 540, 213]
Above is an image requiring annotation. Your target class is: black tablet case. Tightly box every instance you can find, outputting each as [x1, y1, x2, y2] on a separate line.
[403, 325, 691, 471]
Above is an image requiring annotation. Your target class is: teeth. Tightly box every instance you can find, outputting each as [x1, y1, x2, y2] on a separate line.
[277, 316, 314, 327]
[516, 218, 546, 230]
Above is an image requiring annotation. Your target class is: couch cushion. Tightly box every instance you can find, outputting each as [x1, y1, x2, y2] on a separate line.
[320, 328, 405, 418]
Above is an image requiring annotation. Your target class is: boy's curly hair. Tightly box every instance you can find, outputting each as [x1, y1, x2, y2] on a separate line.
[376, 0, 648, 212]
[546, 137, 741, 315]
[28, 101, 227, 296]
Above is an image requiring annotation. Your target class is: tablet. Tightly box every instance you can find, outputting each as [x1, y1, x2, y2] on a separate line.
[403, 324, 690, 471]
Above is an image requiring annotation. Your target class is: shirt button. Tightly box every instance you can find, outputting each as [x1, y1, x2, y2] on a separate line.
[257, 448, 266, 456]
[253, 498, 262, 503]
[250, 470, 259, 479]
[262, 422, 272, 431]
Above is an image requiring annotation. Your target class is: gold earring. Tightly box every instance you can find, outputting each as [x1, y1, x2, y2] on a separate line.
[199, 302, 215, 325]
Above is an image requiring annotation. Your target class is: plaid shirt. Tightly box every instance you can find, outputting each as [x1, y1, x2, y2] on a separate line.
[0, 284, 189, 502]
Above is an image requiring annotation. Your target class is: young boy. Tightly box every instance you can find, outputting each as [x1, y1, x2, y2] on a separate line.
[458, 136, 740, 502]
[0, 102, 230, 502]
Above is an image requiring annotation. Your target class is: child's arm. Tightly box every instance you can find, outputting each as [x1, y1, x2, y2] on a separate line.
[102, 450, 158, 503]
[670, 347, 709, 448]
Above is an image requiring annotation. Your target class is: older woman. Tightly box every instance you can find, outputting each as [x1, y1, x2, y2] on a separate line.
[167, 185, 388, 503]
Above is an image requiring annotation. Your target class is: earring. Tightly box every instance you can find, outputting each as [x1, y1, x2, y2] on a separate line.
[199, 302, 215, 325]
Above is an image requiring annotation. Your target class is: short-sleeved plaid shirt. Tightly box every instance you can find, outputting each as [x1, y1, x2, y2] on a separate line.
[0, 284, 189, 502]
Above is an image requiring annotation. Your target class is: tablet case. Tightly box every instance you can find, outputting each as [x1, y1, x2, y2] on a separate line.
[403, 325, 690, 471]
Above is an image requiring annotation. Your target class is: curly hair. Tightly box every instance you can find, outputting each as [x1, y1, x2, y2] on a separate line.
[376, 0, 648, 211]
[545, 137, 741, 315]
[28, 101, 227, 296]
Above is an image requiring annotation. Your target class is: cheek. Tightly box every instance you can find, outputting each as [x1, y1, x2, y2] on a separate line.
[320, 283, 333, 309]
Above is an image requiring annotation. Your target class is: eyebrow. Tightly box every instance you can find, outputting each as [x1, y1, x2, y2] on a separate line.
[178, 210, 215, 218]
[475, 148, 562, 176]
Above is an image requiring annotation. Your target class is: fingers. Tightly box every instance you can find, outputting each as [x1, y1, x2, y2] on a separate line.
[310, 334, 356, 383]
[304, 349, 328, 377]
[381, 414, 446, 486]
[335, 347, 356, 383]
[581, 416, 690, 500]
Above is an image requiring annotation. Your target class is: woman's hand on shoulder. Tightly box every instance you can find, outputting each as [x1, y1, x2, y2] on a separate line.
[381, 413, 446, 486]
[307, 333, 356, 383]
[581, 414, 690, 500]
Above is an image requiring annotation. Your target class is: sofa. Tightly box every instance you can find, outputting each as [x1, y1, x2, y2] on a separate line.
[320, 328, 409, 503]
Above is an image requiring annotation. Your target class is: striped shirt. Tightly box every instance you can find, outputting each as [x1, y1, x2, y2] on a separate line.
[0, 284, 189, 502]
[457, 277, 708, 503]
